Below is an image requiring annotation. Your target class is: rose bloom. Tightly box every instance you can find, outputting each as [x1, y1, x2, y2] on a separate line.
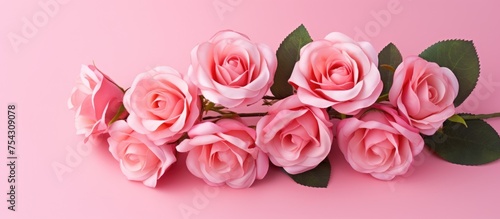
[188, 30, 277, 108]
[177, 119, 269, 188]
[124, 66, 201, 145]
[68, 65, 127, 140]
[389, 56, 459, 135]
[256, 95, 333, 174]
[337, 103, 424, 180]
[108, 121, 176, 187]
[289, 32, 383, 115]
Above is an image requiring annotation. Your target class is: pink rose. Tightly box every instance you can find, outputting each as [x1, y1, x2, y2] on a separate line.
[289, 32, 383, 115]
[124, 66, 201, 145]
[188, 30, 277, 108]
[256, 95, 333, 174]
[68, 65, 127, 140]
[176, 119, 269, 188]
[108, 121, 176, 187]
[389, 56, 459, 135]
[337, 103, 424, 180]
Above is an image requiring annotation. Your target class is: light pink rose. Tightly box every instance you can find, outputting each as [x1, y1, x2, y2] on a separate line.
[108, 121, 176, 187]
[256, 95, 333, 174]
[124, 66, 201, 145]
[177, 119, 269, 188]
[337, 103, 424, 180]
[68, 65, 127, 140]
[389, 56, 459, 135]
[188, 30, 277, 108]
[289, 32, 383, 115]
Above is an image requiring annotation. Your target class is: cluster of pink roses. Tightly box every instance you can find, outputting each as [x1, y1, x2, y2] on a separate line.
[287, 33, 458, 180]
[69, 30, 459, 188]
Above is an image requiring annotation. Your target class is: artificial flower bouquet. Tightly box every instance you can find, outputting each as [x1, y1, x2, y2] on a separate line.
[68, 24, 500, 188]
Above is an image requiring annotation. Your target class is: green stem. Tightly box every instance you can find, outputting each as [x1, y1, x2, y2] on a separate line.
[461, 113, 500, 120]
[202, 112, 268, 120]
[108, 104, 127, 126]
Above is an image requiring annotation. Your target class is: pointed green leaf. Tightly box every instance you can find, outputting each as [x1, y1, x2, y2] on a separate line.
[286, 158, 330, 188]
[419, 40, 480, 106]
[424, 115, 500, 165]
[447, 114, 467, 127]
[378, 43, 402, 95]
[270, 24, 313, 99]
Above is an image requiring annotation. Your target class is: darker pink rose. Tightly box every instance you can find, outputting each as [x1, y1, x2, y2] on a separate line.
[337, 103, 424, 180]
[389, 56, 459, 135]
[68, 65, 127, 141]
[177, 119, 269, 188]
[188, 30, 277, 108]
[289, 32, 383, 115]
[124, 66, 201, 145]
[255, 95, 333, 174]
[108, 121, 176, 187]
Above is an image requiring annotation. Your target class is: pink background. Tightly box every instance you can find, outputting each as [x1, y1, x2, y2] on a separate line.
[1, 0, 500, 218]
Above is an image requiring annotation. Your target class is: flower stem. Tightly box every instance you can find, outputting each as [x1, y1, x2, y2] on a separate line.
[108, 104, 127, 126]
[461, 113, 500, 120]
[202, 112, 268, 120]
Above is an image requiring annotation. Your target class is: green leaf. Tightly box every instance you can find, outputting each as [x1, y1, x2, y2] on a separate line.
[378, 43, 402, 95]
[419, 40, 480, 106]
[424, 115, 500, 165]
[286, 158, 331, 188]
[447, 114, 467, 127]
[270, 24, 313, 99]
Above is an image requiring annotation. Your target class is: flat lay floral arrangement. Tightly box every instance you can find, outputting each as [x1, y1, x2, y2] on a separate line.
[68, 24, 500, 188]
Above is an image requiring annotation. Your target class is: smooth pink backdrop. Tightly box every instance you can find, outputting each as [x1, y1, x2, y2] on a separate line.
[1, 0, 500, 218]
